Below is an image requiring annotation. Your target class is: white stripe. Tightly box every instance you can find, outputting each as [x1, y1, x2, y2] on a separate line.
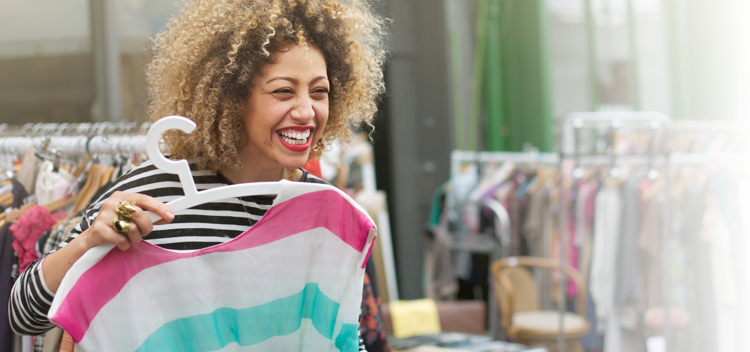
[124, 181, 230, 195]
[152, 223, 251, 232]
[144, 236, 232, 245]
[34, 260, 54, 300]
[11, 294, 35, 329]
[170, 208, 263, 219]
[106, 166, 164, 193]
[73, 229, 365, 351]
[95, 198, 271, 217]
[90, 209, 263, 220]
[30, 272, 51, 306]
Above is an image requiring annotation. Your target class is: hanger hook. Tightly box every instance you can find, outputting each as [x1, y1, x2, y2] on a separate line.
[146, 116, 198, 197]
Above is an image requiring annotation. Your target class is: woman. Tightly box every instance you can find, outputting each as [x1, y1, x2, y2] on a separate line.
[10, 0, 388, 350]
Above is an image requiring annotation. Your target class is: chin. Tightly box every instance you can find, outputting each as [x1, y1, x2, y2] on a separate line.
[278, 156, 310, 170]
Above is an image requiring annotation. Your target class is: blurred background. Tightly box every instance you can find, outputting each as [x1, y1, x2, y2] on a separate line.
[2, 0, 749, 351]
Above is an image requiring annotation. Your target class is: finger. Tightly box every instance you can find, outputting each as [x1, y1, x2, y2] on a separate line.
[154, 218, 172, 226]
[107, 227, 132, 251]
[115, 192, 175, 224]
[129, 208, 152, 239]
[89, 218, 131, 251]
[126, 220, 143, 245]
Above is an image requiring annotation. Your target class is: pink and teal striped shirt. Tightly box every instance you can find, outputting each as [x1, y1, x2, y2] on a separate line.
[48, 180, 376, 351]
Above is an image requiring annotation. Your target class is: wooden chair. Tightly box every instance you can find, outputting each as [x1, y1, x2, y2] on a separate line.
[490, 257, 590, 352]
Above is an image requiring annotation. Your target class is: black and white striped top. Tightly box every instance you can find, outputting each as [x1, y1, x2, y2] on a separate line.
[9, 160, 367, 341]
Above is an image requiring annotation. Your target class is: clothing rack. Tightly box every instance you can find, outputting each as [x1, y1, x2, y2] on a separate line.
[0, 122, 149, 137]
[558, 112, 672, 352]
[451, 112, 749, 350]
[0, 135, 148, 156]
[0, 122, 150, 156]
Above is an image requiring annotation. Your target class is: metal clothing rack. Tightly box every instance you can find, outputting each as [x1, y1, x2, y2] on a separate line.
[451, 112, 748, 350]
[0, 135, 148, 156]
[450, 149, 558, 340]
[0, 122, 150, 157]
[558, 112, 671, 352]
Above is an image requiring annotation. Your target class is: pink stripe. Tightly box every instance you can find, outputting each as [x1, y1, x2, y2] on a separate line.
[51, 190, 374, 342]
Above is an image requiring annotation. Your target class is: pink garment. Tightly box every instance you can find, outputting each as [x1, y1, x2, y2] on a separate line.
[567, 218, 579, 298]
[9, 205, 58, 272]
[562, 185, 579, 298]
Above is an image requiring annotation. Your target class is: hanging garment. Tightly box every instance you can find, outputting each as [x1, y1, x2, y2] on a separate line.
[615, 177, 643, 305]
[1, 180, 28, 352]
[44, 215, 83, 256]
[590, 184, 621, 336]
[359, 261, 391, 352]
[9, 205, 59, 273]
[424, 212, 458, 301]
[17, 147, 42, 195]
[638, 184, 664, 309]
[49, 182, 376, 352]
[35, 161, 73, 206]
[1, 224, 17, 351]
[59, 332, 74, 352]
[42, 327, 64, 352]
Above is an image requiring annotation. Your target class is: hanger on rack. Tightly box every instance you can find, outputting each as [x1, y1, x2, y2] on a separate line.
[44, 194, 78, 213]
[145, 116, 282, 223]
[6, 201, 37, 223]
[73, 164, 106, 213]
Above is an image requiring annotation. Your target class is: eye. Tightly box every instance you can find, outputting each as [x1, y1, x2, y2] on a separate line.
[273, 88, 294, 95]
[311, 88, 329, 100]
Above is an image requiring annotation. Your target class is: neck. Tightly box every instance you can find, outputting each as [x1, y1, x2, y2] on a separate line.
[221, 164, 301, 184]
[220, 145, 305, 184]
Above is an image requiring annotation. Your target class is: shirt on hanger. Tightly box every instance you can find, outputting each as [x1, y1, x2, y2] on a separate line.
[49, 181, 376, 352]
[35, 161, 73, 206]
[17, 148, 42, 196]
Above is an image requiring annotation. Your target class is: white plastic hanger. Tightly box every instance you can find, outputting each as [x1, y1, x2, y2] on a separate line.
[145, 116, 281, 222]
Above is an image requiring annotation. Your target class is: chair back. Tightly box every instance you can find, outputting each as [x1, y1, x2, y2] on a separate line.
[496, 266, 540, 315]
[491, 257, 587, 333]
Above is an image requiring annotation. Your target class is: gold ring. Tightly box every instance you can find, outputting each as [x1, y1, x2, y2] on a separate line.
[112, 217, 131, 236]
[116, 200, 137, 220]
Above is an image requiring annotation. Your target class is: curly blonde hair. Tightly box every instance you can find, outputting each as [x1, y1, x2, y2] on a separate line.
[146, 0, 386, 172]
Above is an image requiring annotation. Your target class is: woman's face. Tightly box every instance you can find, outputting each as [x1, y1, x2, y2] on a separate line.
[241, 45, 329, 172]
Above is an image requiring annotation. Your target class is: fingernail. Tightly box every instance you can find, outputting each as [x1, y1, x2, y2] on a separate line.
[166, 211, 174, 220]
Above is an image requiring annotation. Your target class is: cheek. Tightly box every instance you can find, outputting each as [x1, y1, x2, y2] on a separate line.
[314, 103, 330, 127]
[314, 106, 329, 140]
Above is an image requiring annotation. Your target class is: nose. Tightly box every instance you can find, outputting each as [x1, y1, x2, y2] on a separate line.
[290, 95, 315, 123]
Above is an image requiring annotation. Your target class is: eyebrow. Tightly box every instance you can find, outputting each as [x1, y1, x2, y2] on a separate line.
[266, 76, 329, 85]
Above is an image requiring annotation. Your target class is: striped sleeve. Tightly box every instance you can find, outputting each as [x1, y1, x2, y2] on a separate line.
[9, 258, 56, 335]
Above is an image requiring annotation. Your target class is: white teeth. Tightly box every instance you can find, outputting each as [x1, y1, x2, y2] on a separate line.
[278, 129, 311, 144]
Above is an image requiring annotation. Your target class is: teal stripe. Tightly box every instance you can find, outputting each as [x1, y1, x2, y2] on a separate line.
[135, 283, 359, 352]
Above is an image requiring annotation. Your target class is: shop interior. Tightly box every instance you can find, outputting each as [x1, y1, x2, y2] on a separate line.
[2, 0, 750, 351]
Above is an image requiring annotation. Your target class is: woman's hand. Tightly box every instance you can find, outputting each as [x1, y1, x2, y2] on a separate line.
[42, 191, 175, 293]
[80, 191, 175, 251]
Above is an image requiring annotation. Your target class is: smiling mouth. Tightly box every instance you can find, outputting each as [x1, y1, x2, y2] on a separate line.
[277, 129, 311, 145]
[276, 128, 313, 152]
